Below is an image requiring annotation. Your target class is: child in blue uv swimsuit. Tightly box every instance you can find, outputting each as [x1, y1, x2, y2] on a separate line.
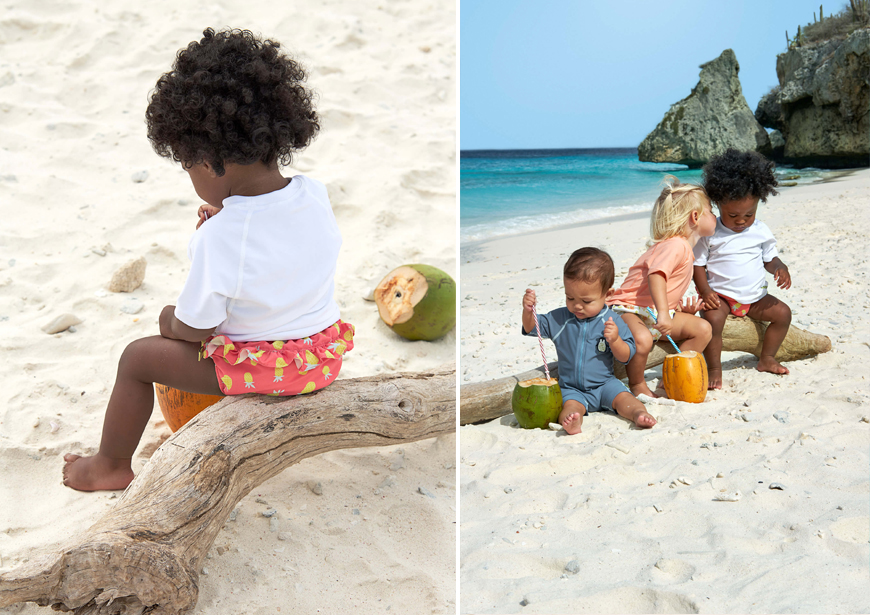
[521, 247, 656, 435]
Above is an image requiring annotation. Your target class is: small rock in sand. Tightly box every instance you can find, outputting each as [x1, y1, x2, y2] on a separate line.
[262, 508, 277, 518]
[773, 411, 790, 423]
[769, 483, 785, 490]
[131, 170, 149, 183]
[308, 481, 323, 495]
[417, 486, 435, 498]
[42, 313, 82, 334]
[121, 298, 143, 314]
[269, 517, 279, 532]
[564, 559, 580, 574]
[108, 257, 147, 293]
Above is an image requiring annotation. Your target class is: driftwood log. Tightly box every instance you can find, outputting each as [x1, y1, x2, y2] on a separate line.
[461, 316, 831, 425]
[0, 367, 455, 615]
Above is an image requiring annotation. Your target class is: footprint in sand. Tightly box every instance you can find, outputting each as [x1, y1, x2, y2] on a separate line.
[651, 557, 696, 584]
[829, 516, 870, 544]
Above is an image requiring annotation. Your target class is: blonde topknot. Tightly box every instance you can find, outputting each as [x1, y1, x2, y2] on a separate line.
[649, 175, 710, 243]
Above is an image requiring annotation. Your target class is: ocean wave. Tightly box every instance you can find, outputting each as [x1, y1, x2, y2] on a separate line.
[461, 202, 653, 244]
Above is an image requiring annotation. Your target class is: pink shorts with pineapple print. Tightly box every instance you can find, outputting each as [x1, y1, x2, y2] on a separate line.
[201, 320, 355, 396]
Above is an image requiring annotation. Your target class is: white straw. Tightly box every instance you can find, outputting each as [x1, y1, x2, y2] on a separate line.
[532, 304, 550, 380]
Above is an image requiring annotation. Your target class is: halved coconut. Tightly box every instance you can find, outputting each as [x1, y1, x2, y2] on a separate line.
[511, 377, 562, 429]
[374, 264, 455, 341]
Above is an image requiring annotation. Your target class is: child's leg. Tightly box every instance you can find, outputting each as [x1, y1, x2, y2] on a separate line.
[558, 400, 587, 435]
[618, 313, 656, 398]
[698, 301, 730, 389]
[747, 294, 792, 375]
[612, 392, 656, 429]
[668, 311, 713, 353]
[63, 335, 222, 491]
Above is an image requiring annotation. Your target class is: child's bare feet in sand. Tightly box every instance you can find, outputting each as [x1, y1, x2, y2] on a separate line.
[558, 400, 587, 435]
[613, 392, 656, 429]
[629, 382, 658, 398]
[561, 412, 584, 434]
[630, 409, 657, 428]
[63, 453, 134, 492]
[756, 356, 789, 375]
[707, 366, 723, 389]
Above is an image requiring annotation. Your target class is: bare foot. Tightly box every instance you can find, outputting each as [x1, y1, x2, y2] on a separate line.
[630, 409, 657, 429]
[63, 453, 134, 492]
[561, 412, 584, 435]
[756, 356, 789, 375]
[629, 382, 658, 398]
[708, 367, 723, 390]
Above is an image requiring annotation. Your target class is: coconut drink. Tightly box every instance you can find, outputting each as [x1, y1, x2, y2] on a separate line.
[662, 350, 708, 403]
[511, 377, 562, 429]
[374, 264, 456, 341]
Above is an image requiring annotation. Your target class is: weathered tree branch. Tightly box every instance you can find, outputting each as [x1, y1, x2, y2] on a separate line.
[461, 317, 831, 425]
[0, 367, 455, 615]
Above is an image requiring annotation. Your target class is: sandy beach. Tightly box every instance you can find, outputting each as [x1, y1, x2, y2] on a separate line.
[0, 1, 455, 614]
[459, 169, 870, 613]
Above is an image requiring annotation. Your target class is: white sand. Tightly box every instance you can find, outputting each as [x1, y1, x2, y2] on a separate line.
[459, 170, 870, 614]
[0, 1, 455, 613]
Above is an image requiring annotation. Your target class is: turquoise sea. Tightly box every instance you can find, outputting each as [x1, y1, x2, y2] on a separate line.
[460, 148, 833, 244]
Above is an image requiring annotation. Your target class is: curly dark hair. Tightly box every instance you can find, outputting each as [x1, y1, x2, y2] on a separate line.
[702, 148, 779, 206]
[563, 247, 615, 292]
[145, 28, 319, 176]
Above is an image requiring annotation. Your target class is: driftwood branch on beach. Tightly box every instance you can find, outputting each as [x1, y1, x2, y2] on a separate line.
[0, 368, 455, 615]
[460, 317, 831, 425]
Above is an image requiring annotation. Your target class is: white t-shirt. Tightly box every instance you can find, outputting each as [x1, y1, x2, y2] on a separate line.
[693, 218, 778, 304]
[175, 175, 342, 341]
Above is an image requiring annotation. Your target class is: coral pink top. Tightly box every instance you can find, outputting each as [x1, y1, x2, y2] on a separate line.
[607, 237, 694, 310]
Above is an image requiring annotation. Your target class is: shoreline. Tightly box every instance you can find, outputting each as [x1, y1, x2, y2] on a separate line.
[459, 169, 870, 614]
[460, 167, 864, 256]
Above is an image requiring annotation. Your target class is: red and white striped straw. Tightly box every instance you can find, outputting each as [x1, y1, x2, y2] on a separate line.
[532, 304, 550, 380]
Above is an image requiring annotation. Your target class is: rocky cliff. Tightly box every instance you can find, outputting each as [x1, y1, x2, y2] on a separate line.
[638, 49, 770, 168]
[755, 28, 869, 168]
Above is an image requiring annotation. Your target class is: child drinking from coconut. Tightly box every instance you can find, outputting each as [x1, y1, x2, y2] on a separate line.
[605, 177, 716, 398]
[63, 28, 354, 491]
[693, 149, 791, 389]
[521, 247, 656, 435]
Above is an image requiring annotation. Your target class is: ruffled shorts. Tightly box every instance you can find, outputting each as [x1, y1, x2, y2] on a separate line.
[200, 320, 355, 396]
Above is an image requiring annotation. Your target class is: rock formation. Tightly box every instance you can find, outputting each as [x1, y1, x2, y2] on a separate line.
[638, 49, 770, 168]
[755, 28, 869, 168]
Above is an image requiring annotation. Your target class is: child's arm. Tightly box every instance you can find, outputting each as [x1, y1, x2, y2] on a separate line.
[764, 258, 791, 290]
[159, 305, 216, 342]
[521, 289, 537, 334]
[603, 317, 632, 363]
[647, 272, 673, 336]
[196, 204, 223, 229]
[693, 265, 720, 309]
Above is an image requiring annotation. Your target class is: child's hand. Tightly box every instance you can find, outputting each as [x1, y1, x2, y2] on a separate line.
[678, 296, 703, 314]
[196, 204, 222, 229]
[522, 289, 537, 312]
[603, 317, 619, 343]
[699, 289, 720, 310]
[774, 266, 791, 290]
[653, 312, 673, 337]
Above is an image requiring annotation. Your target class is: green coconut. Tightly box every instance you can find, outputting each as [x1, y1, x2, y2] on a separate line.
[374, 264, 456, 341]
[511, 377, 563, 429]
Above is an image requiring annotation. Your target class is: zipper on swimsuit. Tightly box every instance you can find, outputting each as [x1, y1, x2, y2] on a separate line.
[577, 318, 587, 390]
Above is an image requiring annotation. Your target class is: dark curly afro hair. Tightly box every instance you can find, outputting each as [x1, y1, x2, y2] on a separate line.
[702, 148, 779, 206]
[146, 28, 319, 176]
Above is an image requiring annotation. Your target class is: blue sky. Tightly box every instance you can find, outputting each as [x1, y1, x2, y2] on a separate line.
[461, 0, 840, 150]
